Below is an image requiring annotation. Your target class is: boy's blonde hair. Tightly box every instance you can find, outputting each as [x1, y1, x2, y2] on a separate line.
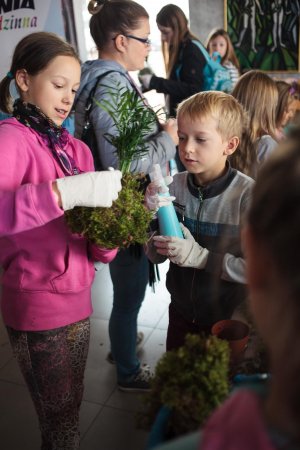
[176, 90, 246, 141]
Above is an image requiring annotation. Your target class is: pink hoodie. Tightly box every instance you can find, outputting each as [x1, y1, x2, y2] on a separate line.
[201, 389, 275, 450]
[0, 118, 117, 331]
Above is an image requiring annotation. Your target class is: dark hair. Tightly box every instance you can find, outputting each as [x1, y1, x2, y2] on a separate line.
[156, 4, 198, 77]
[88, 0, 148, 51]
[247, 131, 300, 435]
[0, 31, 80, 114]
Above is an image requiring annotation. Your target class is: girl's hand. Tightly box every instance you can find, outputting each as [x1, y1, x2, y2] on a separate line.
[53, 170, 122, 210]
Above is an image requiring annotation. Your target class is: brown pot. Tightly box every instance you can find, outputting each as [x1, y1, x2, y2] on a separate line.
[211, 319, 249, 361]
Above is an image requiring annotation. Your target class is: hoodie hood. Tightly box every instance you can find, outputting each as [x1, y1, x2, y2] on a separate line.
[76, 59, 126, 98]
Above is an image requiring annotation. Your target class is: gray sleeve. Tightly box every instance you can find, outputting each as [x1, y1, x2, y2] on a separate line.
[205, 177, 253, 284]
[257, 135, 278, 164]
[85, 74, 176, 174]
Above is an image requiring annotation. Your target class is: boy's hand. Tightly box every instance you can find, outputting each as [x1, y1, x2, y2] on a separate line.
[153, 223, 209, 268]
[144, 177, 175, 211]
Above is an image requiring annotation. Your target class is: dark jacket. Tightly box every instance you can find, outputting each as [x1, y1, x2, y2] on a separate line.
[149, 39, 206, 117]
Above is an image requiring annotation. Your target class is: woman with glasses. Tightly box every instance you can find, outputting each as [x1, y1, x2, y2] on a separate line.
[75, 0, 178, 393]
[139, 4, 206, 119]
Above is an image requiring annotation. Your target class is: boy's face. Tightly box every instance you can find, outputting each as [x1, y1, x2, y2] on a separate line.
[178, 114, 237, 185]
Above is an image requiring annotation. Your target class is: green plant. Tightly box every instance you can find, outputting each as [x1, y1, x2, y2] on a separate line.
[137, 334, 230, 438]
[65, 83, 156, 248]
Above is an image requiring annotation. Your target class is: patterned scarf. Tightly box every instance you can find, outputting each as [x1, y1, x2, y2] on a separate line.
[13, 99, 80, 176]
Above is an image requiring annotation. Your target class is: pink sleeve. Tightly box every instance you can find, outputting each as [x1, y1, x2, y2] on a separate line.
[89, 244, 118, 263]
[0, 181, 63, 237]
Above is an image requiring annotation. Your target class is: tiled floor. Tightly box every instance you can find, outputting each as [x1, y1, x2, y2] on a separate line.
[0, 261, 170, 450]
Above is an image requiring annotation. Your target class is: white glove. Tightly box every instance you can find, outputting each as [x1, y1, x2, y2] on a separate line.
[144, 176, 175, 211]
[56, 170, 122, 210]
[139, 74, 152, 90]
[153, 223, 209, 268]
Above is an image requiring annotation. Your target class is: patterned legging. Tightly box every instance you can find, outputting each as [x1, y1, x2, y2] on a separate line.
[6, 318, 90, 450]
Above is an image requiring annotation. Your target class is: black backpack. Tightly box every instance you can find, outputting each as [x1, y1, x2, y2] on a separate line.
[77, 70, 120, 170]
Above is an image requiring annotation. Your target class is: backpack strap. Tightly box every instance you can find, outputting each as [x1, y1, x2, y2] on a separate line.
[81, 70, 119, 132]
[190, 39, 210, 63]
[175, 39, 208, 80]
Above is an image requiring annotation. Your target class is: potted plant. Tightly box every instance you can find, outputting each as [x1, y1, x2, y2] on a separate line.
[65, 83, 156, 249]
[137, 333, 230, 446]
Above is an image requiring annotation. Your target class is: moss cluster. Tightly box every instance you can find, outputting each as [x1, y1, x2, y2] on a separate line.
[137, 334, 230, 438]
[66, 82, 158, 249]
[65, 173, 153, 249]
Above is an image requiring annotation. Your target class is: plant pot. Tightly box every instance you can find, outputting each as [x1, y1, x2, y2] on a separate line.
[211, 319, 249, 362]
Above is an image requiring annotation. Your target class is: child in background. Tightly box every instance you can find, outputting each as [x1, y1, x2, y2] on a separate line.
[230, 70, 278, 179]
[150, 122, 300, 450]
[275, 80, 298, 140]
[206, 28, 240, 91]
[0, 32, 121, 449]
[145, 91, 254, 351]
[139, 4, 206, 118]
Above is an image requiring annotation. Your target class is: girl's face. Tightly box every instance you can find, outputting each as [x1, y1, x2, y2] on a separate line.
[157, 25, 174, 46]
[209, 35, 227, 58]
[123, 17, 151, 71]
[17, 55, 80, 126]
[281, 99, 297, 127]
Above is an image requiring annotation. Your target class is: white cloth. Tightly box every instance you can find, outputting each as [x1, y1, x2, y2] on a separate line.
[144, 176, 175, 211]
[56, 170, 122, 210]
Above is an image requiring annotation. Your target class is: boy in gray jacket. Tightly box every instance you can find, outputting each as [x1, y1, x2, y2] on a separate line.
[145, 91, 254, 351]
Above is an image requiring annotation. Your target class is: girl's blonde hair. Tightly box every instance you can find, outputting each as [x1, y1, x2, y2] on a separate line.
[156, 4, 198, 77]
[206, 28, 240, 71]
[230, 70, 278, 177]
[177, 90, 247, 141]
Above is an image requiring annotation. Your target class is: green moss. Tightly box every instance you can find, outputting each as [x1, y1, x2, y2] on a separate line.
[65, 174, 153, 249]
[137, 334, 230, 438]
[66, 82, 157, 248]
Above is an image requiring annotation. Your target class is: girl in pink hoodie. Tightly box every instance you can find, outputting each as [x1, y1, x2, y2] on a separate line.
[0, 31, 122, 449]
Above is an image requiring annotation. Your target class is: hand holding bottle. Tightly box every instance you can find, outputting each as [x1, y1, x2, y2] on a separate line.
[145, 176, 175, 211]
[153, 223, 209, 268]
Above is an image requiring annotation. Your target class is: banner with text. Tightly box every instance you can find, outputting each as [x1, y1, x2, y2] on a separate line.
[0, 0, 77, 79]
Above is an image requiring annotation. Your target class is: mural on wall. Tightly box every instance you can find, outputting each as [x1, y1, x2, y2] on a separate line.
[226, 0, 300, 72]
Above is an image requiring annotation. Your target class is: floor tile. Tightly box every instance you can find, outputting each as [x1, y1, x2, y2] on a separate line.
[80, 405, 149, 450]
[0, 356, 26, 385]
[0, 380, 40, 450]
[0, 258, 170, 450]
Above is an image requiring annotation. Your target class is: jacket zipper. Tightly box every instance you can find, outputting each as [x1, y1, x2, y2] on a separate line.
[191, 187, 204, 323]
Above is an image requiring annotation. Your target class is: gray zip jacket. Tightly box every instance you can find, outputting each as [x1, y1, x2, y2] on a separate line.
[74, 60, 176, 174]
[147, 164, 254, 326]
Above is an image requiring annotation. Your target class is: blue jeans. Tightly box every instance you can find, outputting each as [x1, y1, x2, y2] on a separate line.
[109, 246, 149, 382]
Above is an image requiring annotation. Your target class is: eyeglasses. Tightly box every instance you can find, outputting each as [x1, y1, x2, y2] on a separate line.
[124, 34, 151, 46]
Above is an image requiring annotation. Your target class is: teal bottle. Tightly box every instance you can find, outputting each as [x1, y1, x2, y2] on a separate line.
[150, 164, 183, 238]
